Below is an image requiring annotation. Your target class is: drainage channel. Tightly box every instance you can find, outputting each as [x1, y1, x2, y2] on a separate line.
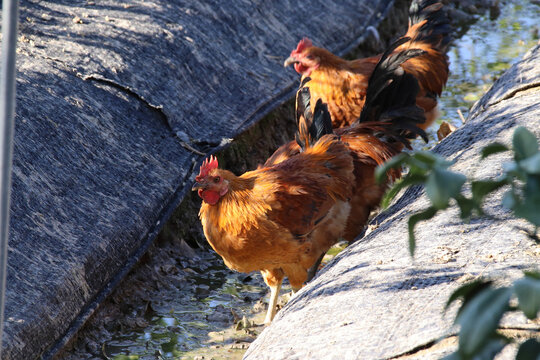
[57, 1, 540, 359]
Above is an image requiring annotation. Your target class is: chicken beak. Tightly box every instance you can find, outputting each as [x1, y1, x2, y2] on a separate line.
[284, 56, 298, 67]
[192, 182, 206, 191]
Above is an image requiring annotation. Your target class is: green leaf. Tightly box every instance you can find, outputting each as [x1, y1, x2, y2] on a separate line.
[501, 190, 517, 209]
[471, 179, 509, 205]
[516, 338, 540, 360]
[380, 173, 427, 209]
[412, 151, 441, 166]
[456, 287, 512, 357]
[502, 161, 520, 175]
[407, 156, 432, 173]
[514, 175, 540, 226]
[425, 168, 466, 209]
[455, 194, 477, 219]
[481, 143, 509, 159]
[441, 352, 461, 360]
[524, 270, 540, 280]
[514, 276, 540, 319]
[408, 207, 438, 256]
[520, 152, 540, 174]
[445, 337, 510, 360]
[471, 335, 510, 360]
[514, 203, 540, 227]
[445, 279, 493, 315]
[513, 127, 539, 161]
[375, 153, 409, 184]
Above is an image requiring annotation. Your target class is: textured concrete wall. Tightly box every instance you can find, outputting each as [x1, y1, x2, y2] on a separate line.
[245, 44, 540, 360]
[1, 1, 396, 359]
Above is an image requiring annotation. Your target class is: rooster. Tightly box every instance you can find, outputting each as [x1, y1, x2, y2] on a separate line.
[194, 40, 426, 323]
[269, 37, 428, 279]
[193, 101, 355, 324]
[283, 0, 450, 130]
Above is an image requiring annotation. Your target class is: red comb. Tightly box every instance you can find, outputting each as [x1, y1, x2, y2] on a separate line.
[196, 155, 218, 181]
[292, 37, 313, 55]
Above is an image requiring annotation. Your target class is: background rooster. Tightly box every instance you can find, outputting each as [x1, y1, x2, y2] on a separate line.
[284, 0, 451, 130]
[194, 40, 427, 323]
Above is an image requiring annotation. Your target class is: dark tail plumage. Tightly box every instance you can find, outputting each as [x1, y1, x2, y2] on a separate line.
[396, 0, 451, 102]
[295, 81, 333, 151]
[408, 0, 452, 53]
[357, 37, 428, 148]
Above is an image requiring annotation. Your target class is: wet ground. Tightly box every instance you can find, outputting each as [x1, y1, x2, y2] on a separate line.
[59, 1, 540, 359]
[101, 249, 267, 360]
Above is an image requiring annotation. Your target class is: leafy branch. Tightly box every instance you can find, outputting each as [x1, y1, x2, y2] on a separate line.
[443, 272, 540, 360]
[375, 126, 540, 256]
[375, 126, 540, 360]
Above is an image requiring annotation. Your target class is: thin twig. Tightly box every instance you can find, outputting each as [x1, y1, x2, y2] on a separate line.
[457, 108, 467, 124]
[180, 141, 206, 156]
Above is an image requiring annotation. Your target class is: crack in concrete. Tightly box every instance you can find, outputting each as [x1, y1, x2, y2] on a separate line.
[499, 325, 540, 332]
[82, 74, 208, 156]
[24, 50, 208, 156]
[487, 81, 540, 108]
[385, 334, 458, 359]
[385, 339, 441, 359]
[469, 81, 540, 122]
[385, 324, 540, 359]
[81, 74, 171, 129]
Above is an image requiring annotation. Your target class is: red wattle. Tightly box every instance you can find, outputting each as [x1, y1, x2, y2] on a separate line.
[200, 190, 221, 205]
[294, 63, 308, 74]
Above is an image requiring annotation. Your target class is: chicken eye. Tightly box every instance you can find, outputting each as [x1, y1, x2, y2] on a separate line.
[213, 176, 221, 183]
[306, 54, 314, 60]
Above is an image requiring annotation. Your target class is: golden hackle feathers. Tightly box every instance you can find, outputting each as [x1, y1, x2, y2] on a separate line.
[199, 171, 276, 237]
[198, 133, 354, 260]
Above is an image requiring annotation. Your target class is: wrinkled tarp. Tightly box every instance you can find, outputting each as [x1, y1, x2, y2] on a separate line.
[1, 0, 396, 358]
[245, 44, 540, 359]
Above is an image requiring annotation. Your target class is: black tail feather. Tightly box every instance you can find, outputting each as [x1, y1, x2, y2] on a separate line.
[409, 0, 452, 52]
[357, 37, 428, 147]
[310, 99, 333, 141]
[296, 86, 311, 129]
[295, 84, 333, 151]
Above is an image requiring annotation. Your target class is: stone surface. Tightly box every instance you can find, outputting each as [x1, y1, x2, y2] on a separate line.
[244, 44, 540, 360]
[1, 1, 396, 359]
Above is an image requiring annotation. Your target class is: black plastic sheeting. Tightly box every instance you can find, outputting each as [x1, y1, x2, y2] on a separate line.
[1, 0, 395, 358]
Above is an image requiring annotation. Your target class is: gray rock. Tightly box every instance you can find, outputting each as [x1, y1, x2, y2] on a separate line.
[244, 45, 540, 360]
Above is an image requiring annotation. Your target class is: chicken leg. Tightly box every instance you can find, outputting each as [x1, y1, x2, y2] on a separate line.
[264, 282, 282, 324]
[261, 268, 284, 324]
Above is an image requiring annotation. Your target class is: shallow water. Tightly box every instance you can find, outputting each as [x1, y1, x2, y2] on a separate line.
[424, 0, 540, 147]
[102, 250, 270, 359]
[102, 2, 540, 359]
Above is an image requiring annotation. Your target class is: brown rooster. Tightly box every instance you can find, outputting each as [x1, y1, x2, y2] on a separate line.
[283, 0, 450, 130]
[193, 102, 354, 324]
[194, 41, 426, 323]
[269, 38, 428, 279]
